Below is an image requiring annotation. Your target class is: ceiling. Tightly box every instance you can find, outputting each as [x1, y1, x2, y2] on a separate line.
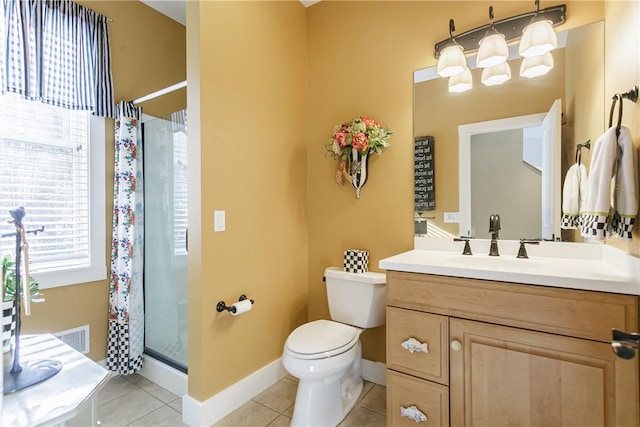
[140, 0, 321, 27]
[140, 1, 186, 25]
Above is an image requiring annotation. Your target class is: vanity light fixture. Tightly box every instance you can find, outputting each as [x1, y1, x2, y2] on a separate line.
[520, 52, 554, 78]
[449, 67, 473, 93]
[476, 6, 509, 68]
[436, 19, 467, 78]
[481, 61, 511, 86]
[519, 0, 558, 58]
[433, 2, 565, 91]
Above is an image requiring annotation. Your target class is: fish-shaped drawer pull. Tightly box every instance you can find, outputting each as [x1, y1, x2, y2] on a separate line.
[400, 405, 428, 423]
[401, 337, 428, 354]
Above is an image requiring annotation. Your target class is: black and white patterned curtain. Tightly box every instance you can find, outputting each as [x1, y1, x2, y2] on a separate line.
[0, 0, 114, 117]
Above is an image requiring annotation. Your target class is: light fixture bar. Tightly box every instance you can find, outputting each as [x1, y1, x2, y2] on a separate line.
[434, 4, 566, 59]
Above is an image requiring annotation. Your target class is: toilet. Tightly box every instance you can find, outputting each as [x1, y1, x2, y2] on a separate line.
[282, 267, 386, 427]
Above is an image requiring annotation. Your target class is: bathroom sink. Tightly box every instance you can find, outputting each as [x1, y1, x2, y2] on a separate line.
[380, 240, 640, 295]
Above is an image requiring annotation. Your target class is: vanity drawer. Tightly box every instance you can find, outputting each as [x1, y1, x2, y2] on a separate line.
[387, 369, 449, 427]
[387, 307, 449, 385]
[386, 271, 638, 343]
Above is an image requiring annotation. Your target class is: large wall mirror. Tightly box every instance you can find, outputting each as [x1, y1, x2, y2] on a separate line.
[413, 21, 605, 242]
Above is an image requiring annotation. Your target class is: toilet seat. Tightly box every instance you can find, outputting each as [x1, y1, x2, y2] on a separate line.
[285, 319, 361, 360]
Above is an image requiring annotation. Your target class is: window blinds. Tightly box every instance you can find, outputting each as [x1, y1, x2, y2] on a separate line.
[0, 93, 91, 272]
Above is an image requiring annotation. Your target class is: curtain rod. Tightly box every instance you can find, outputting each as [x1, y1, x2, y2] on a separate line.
[132, 80, 187, 105]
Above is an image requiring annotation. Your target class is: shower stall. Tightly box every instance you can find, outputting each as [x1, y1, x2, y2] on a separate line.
[142, 106, 189, 373]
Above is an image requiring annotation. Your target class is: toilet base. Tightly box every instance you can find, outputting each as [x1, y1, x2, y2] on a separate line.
[289, 343, 363, 427]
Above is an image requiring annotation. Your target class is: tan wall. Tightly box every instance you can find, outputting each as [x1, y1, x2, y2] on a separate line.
[20, 0, 186, 361]
[188, 1, 308, 400]
[604, 0, 640, 256]
[307, 1, 604, 365]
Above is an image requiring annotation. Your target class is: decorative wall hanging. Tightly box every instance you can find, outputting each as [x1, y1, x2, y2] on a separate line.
[414, 136, 435, 212]
[324, 116, 392, 198]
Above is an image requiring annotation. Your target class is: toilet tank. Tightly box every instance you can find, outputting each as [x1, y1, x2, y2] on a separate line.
[324, 267, 386, 328]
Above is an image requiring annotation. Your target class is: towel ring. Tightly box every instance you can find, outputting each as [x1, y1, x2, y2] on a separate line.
[609, 94, 624, 137]
[609, 85, 639, 137]
[575, 140, 590, 166]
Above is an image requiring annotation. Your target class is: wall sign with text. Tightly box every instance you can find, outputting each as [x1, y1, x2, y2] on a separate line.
[414, 136, 435, 211]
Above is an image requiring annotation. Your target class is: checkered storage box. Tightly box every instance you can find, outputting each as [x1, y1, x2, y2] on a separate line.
[343, 249, 369, 273]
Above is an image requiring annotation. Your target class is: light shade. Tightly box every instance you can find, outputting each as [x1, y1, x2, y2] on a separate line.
[448, 67, 473, 93]
[519, 19, 557, 57]
[520, 52, 554, 78]
[437, 44, 466, 78]
[481, 62, 511, 86]
[476, 29, 509, 68]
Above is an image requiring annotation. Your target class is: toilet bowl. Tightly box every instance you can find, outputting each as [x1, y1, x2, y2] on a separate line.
[282, 267, 386, 427]
[282, 320, 364, 427]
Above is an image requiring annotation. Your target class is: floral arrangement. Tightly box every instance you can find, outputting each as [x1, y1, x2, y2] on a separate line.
[324, 116, 392, 185]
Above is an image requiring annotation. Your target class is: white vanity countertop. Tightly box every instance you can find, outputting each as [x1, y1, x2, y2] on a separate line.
[379, 238, 640, 295]
[3, 334, 110, 426]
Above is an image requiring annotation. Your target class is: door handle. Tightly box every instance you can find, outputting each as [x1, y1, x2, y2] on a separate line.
[612, 329, 640, 344]
[612, 329, 639, 360]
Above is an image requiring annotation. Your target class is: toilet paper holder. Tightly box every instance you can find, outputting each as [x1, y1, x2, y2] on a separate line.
[216, 294, 254, 314]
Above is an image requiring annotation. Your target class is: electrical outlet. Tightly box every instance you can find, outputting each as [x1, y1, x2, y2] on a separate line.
[444, 212, 460, 223]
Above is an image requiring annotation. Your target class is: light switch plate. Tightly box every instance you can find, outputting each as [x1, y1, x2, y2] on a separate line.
[444, 212, 460, 223]
[214, 210, 225, 232]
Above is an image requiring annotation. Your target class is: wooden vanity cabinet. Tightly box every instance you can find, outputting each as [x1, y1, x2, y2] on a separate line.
[386, 271, 640, 427]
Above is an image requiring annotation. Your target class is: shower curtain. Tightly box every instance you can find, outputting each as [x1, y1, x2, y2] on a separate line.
[107, 101, 145, 375]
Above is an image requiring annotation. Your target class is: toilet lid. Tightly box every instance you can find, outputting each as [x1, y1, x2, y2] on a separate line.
[286, 319, 359, 355]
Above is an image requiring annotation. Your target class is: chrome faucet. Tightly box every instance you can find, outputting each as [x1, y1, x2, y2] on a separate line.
[489, 214, 501, 256]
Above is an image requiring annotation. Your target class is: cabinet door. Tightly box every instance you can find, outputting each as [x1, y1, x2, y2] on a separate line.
[450, 319, 639, 427]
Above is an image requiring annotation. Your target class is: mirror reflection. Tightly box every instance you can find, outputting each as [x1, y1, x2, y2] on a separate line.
[458, 101, 560, 241]
[413, 21, 605, 241]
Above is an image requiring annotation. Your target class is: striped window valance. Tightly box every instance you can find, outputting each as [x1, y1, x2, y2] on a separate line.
[0, 0, 114, 118]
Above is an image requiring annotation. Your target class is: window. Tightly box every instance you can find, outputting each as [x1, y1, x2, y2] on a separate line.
[0, 93, 106, 288]
[173, 126, 188, 256]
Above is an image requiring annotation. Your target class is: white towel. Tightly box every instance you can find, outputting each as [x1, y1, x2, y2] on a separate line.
[611, 126, 639, 239]
[580, 126, 638, 240]
[561, 163, 588, 229]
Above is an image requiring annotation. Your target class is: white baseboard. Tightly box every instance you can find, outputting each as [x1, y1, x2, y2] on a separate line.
[182, 358, 288, 426]
[182, 358, 386, 427]
[362, 358, 386, 386]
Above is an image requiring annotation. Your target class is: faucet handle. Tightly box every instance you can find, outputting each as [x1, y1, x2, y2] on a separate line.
[489, 214, 501, 232]
[517, 239, 540, 259]
[453, 237, 473, 255]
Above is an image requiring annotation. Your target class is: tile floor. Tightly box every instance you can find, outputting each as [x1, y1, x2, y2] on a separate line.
[97, 373, 386, 427]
